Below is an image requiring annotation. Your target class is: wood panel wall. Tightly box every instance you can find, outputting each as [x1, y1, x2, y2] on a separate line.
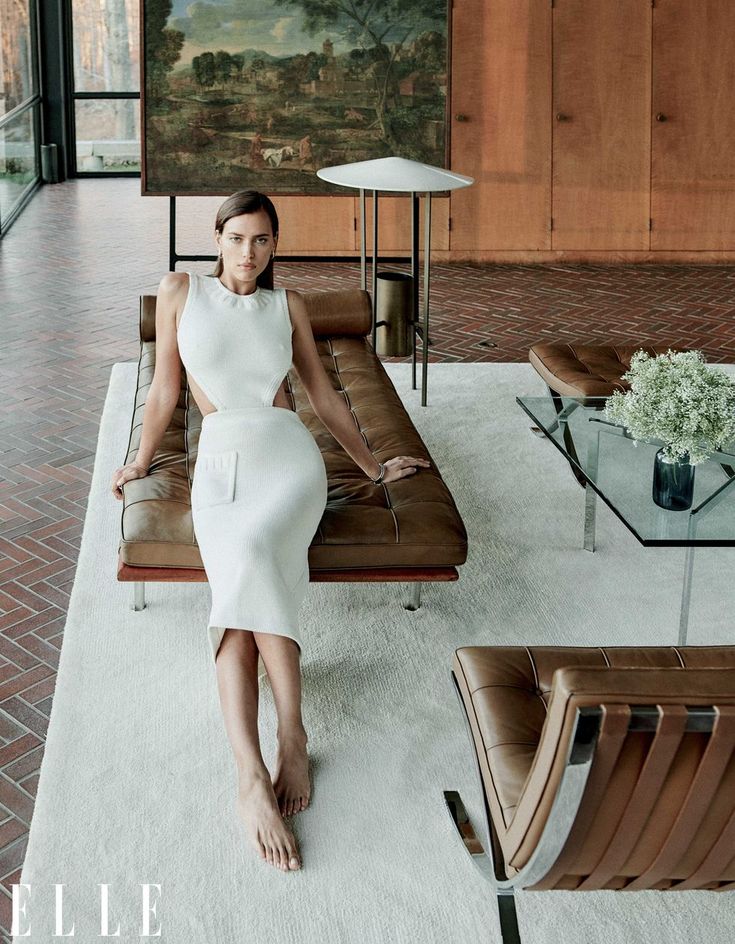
[277, 0, 735, 261]
[449, 0, 551, 251]
[551, 0, 651, 250]
[651, 0, 735, 250]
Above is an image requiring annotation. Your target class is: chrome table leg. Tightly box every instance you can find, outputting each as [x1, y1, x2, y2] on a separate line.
[583, 429, 600, 552]
[678, 546, 695, 647]
[583, 485, 597, 552]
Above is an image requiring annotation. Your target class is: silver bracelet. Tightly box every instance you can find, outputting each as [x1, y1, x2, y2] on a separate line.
[371, 462, 385, 484]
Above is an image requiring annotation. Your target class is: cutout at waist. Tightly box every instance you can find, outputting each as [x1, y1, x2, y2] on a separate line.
[202, 405, 300, 423]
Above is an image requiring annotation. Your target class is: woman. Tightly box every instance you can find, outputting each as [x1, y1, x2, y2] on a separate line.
[110, 191, 429, 873]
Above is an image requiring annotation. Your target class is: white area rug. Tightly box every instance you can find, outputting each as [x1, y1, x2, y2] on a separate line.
[15, 362, 734, 943]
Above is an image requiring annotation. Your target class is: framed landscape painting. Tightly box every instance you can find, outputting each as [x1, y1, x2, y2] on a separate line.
[140, 0, 450, 195]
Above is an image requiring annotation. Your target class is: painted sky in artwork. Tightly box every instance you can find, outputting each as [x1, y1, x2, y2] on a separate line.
[168, 0, 352, 63]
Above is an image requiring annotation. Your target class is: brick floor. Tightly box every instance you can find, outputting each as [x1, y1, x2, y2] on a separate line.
[1, 178, 735, 940]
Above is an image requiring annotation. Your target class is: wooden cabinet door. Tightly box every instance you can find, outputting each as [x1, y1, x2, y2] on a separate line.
[360, 195, 449, 254]
[273, 196, 356, 254]
[651, 0, 735, 250]
[449, 0, 551, 251]
[552, 0, 651, 250]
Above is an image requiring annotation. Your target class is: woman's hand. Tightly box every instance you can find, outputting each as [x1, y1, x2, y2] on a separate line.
[379, 455, 431, 485]
[111, 462, 149, 501]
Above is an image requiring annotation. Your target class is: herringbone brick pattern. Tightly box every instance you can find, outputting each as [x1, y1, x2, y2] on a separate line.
[0, 178, 734, 940]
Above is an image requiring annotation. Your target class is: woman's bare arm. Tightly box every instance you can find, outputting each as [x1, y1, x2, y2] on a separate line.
[286, 289, 430, 484]
[133, 273, 186, 469]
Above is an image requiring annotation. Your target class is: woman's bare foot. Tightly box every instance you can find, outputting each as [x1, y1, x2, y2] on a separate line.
[237, 768, 301, 871]
[272, 730, 310, 817]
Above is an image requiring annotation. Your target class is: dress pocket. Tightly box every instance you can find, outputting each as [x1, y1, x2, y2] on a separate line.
[191, 450, 238, 510]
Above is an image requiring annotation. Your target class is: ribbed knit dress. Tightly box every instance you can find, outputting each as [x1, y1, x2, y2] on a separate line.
[176, 272, 328, 661]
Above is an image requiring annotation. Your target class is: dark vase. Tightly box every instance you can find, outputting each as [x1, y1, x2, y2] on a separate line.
[652, 448, 696, 511]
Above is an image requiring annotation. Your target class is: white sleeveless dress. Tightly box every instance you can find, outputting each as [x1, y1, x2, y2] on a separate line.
[177, 272, 328, 661]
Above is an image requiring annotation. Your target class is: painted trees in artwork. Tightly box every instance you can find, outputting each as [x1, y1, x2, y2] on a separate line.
[273, 0, 445, 151]
[192, 53, 216, 92]
[145, 0, 184, 105]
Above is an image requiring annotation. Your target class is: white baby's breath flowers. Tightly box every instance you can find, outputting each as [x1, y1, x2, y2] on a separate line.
[604, 349, 735, 465]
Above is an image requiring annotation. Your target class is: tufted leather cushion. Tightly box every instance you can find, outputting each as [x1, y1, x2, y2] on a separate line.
[529, 342, 675, 397]
[452, 645, 735, 878]
[118, 288, 468, 572]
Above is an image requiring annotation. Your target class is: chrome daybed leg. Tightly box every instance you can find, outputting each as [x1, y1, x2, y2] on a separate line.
[405, 581, 422, 610]
[131, 581, 146, 611]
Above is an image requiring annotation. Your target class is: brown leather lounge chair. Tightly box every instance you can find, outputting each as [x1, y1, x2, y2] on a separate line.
[117, 287, 468, 611]
[444, 645, 735, 943]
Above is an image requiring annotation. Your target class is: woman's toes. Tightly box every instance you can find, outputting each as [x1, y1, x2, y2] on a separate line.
[287, 832, 301, 868]
[237, 774, 301, 872]
[288, 849, 301, 870]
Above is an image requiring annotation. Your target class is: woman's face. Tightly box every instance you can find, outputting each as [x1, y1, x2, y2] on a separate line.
[216, 209, 277, 285]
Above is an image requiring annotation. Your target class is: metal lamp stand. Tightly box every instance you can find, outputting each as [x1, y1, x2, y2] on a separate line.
[318, 157, 474, 408]
[358, 188, 430, 404]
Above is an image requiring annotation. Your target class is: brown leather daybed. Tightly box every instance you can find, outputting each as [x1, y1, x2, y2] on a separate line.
[117, 287, 468, 612]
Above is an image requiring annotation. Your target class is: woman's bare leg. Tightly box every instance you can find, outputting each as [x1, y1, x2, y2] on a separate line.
[215, 627, 301, 871]
[252, 632, 311, 817]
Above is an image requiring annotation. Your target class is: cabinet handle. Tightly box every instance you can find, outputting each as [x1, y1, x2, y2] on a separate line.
[656, 112, 667, 122]
[454, 113, 468, 122]
[556, 112, 570, 122]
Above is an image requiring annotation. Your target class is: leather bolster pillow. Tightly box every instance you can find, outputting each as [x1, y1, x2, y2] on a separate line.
[140, 287, 373, 343]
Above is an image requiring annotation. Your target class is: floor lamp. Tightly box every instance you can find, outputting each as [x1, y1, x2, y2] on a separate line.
[316, 156, 474, 407]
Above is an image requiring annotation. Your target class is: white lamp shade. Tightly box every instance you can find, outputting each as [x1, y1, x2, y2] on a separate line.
[317, 156, 474, 192]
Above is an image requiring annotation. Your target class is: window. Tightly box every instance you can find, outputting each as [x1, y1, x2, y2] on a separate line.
[71, 0, 140, 174]
[0, 0, 41, 232]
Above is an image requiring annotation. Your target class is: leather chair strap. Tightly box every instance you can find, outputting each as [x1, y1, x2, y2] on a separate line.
[530, 705, 631, 891]
[627, 706, 735, 890]
[578, 705, 689, 890]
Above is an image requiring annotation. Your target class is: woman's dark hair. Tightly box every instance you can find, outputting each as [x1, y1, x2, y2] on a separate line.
[213, 190, 279, 289]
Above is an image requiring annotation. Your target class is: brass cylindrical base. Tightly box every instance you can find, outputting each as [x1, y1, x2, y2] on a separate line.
[375, 272, 413, 357]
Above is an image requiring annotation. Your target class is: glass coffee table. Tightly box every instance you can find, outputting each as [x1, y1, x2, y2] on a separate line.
[517, 395, 735, 645]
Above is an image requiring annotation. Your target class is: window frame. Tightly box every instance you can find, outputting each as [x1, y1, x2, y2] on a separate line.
[65, 0, 141, 178]
[0, 0, 42, 234]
